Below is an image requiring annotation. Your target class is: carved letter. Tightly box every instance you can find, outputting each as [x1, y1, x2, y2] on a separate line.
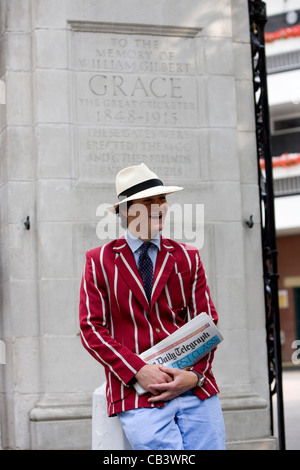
[112, 75, 127, 96]
[150, 77, 167, 98]
[131, 77, 149, 97]
[89, 75, 107, 96]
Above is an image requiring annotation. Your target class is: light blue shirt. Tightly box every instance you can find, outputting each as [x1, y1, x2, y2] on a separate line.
[125, 230, 161, 272]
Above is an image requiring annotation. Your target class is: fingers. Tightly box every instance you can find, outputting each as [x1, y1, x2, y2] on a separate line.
[148, 392, 174, 402]
[135, 364, 175, 396]
[147, 385, 176, 402]
[147, 366, 197, 402]
[147, 381, 176, 402]
[148, 381, 172, 390]
[148, 390, 174, 402]
[149, 389, 160, 396]
[158, 365, 175, 374]
[163, 372, 174, 383]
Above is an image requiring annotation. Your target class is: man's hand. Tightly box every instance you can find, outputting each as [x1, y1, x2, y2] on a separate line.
[147, 365, 198, 402]
[135, 364, 173, 395]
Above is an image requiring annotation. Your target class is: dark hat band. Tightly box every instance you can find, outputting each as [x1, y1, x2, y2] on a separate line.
[118, 178, 164, 201]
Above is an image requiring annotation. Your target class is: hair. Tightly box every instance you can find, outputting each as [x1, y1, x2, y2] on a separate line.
[116, 200, 133, 229]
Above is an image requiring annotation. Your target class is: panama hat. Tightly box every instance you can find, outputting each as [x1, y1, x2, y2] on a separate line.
[108, 163, 183, 212]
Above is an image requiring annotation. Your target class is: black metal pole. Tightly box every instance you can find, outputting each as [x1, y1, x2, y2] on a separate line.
[248, 0, 286, 450]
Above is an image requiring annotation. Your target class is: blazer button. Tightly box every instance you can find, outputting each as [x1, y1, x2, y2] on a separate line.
[155, 328, 161, 333]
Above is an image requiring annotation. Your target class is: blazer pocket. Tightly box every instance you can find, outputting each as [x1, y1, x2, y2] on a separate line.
[166, 269, 191, 309]
[174, 306, 189, 323]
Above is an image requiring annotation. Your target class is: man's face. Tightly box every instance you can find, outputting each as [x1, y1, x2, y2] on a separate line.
[123, 194, 168, 241]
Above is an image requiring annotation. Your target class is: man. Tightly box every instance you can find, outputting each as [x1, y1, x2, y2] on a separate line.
[79, 163, 225, 450]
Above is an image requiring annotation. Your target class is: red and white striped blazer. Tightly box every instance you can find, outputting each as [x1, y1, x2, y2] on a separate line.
[79, 236, 220, 416]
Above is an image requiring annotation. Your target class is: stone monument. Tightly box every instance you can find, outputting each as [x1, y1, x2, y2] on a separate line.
[0, 0, 276, 449]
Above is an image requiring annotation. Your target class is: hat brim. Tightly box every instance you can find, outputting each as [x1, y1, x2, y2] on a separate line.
[107, 185, 183, 213]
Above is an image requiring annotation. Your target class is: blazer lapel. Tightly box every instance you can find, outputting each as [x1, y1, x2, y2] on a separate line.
[113, 236, 176, 312]
[113, 237, 149, 311]
[150, 238, 175, 309]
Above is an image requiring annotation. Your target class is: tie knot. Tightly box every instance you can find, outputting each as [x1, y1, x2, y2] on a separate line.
[140, 241, 152, 254]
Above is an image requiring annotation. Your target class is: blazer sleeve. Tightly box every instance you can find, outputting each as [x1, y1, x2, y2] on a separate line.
[188, 248, 218, 325]
[79, 250, 146, 386]
[188, 248, 219, 388]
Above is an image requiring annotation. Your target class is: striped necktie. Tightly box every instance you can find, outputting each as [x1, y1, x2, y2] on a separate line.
[138, 242, 154, 305]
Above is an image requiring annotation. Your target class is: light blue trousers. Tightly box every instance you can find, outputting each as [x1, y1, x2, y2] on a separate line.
[118, 392, 226, 450]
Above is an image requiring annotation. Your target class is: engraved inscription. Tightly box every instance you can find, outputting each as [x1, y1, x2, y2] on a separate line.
[76, 74, 197, 128]
[78, 127, 198, 180]
[70, 28, 202, 182]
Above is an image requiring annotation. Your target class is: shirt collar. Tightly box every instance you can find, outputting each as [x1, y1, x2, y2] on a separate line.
[125, 229, 161, 254]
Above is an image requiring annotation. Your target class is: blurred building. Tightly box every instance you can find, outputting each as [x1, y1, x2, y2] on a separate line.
[265, 0, 300, 364]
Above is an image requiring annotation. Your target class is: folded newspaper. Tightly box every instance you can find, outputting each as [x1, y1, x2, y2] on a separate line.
[134, 312, 223, 395]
